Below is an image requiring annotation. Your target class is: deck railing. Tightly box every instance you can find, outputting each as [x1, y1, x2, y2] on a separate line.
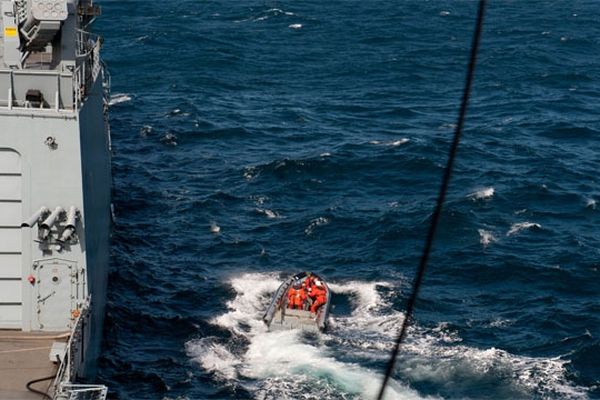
[74, 29, 103, 108]
[52, 298, 107, 400]
[0, 68, 74, 111]
[56, 384, 108, 400]
[52, 298, 87, 390]
[0, 29, 104, 112]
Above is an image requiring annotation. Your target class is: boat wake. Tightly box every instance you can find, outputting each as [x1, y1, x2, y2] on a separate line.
[186, 273, 587, 399]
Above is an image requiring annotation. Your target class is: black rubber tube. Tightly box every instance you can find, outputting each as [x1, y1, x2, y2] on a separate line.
[26, 374, 56, 400]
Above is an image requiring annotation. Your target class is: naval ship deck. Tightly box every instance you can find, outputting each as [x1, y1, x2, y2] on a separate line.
[0, 28, 102, 111]
[0, 330, 65, 399]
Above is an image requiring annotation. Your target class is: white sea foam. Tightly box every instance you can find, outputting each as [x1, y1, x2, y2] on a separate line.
[250, 8, 295, 23]
[439, 11, 450, 16]
[168, 108, 189, 116]
[288, 23, 302, 29]
[488, 318, 513, 328]
[242, 330, 429, 400]
[585, 198, 596, 209]
[305, 216, 330, 235]
[327, 280, 407, 352]
[507, 222, 541, 236]
[399, 340, 587, 399]
[209, 222, 221, 234]
[390, 138, 409, 146]
[185, 337, 239, 380]
[243, 166, 259, 181]
[189, 273, 429, 399]
[431, 322, 462, 344]
[139, 125, 153, 137]
[319, 152, 331, 157]
[370, 138, 409, 147]
[469, 187, 495, 200]
[160, 132, 177, 146]
[264, 8, 294, 16]
[187, 272, 587, 399]
[329, 281, 391, 318]
[478, 229, 496, 247]
[108, 93, 132, 106]
[209, 272, 278, 334]
[252, 195, 268, 206]
[256, 208, 279, 219]
[439, 122, 457, 130]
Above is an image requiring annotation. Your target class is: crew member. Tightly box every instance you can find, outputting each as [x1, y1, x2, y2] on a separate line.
[304, 272, 316, 297]
[309, 279, 327, 313]
[287, 280, 306, 310]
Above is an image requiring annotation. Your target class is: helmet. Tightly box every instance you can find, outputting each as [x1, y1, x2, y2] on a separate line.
[293, 280, 302, 289]
[315, 280, 323, 287]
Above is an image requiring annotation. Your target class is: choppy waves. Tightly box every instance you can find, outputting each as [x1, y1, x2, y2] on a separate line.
[98, 1, 600, 399]
[185, 273, 587, 399]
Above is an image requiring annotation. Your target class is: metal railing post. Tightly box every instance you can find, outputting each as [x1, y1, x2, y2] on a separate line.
[8, 70, 13, 110]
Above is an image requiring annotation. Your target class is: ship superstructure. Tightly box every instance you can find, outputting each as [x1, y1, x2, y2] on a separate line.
[0, 0, 110, 397]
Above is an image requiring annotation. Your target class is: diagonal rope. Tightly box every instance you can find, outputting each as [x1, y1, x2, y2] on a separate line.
[376, 1, 487, 399]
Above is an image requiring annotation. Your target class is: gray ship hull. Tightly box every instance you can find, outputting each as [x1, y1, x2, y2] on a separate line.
[0, 74, 110, 379]
[0, 0, 111, 396]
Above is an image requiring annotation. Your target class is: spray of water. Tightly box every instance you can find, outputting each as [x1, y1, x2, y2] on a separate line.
[186, 273, 586, 399]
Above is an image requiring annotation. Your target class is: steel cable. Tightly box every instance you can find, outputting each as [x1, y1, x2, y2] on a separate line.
[376, 1, 487, 398]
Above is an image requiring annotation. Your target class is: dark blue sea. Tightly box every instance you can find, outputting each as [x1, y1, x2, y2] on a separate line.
[96, 1, 600, 399]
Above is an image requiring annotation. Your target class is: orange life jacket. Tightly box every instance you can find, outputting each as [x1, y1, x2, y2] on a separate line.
[288, 288, 306, 304]
[304, 276, 315, 287]
[310, 286, 326, 301]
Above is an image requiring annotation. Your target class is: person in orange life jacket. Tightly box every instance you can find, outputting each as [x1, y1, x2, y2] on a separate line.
[287, 280, 306, 310]
[304, 272, 316, 297]
[309, 279, 327, 313]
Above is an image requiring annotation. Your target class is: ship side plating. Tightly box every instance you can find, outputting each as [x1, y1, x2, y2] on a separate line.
[0, 0, 109, 397]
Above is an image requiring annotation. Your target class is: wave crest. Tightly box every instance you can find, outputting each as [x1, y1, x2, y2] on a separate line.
[468, 187, 495, 200]
[507, 222, 542, 236]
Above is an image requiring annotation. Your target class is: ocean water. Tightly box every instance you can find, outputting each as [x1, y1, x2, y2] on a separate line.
[96, 1, 600, 399]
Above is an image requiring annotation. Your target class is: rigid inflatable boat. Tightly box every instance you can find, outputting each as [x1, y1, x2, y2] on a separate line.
[263, 272, 332, 332]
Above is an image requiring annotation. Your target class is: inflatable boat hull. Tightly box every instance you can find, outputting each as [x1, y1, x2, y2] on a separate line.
[263, 272, 331, 332]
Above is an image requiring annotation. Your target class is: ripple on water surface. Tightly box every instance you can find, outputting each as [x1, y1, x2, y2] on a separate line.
[98, 1, 600, 399]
